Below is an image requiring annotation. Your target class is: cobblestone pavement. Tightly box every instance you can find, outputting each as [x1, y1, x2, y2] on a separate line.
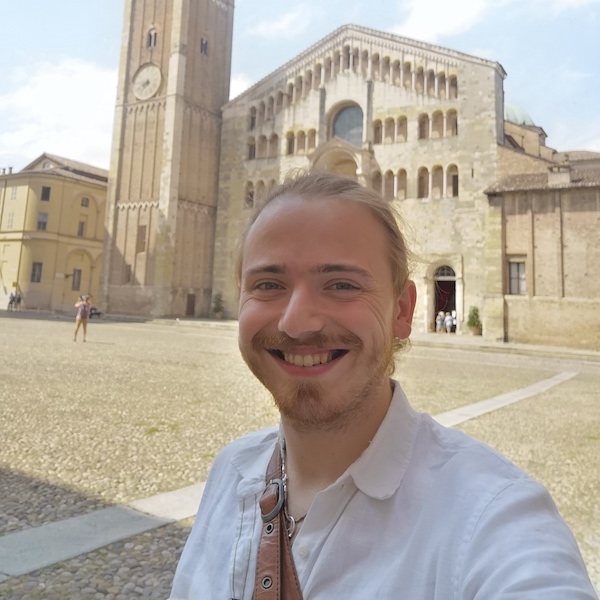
[0, 314, 598, 597]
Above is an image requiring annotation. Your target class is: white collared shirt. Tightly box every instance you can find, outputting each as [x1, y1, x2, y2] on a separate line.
[170, 381, 597, 599]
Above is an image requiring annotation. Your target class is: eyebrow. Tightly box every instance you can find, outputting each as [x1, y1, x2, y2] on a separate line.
[244, 263, 372, 279]
[315, 264, 373, 279]
[244, 264, 285, 277]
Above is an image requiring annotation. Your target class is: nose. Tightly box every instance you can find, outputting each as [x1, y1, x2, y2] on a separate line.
[278, 285, 325, 339]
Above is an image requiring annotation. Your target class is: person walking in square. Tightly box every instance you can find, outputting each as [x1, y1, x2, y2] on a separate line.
[73, 295, 92, 342]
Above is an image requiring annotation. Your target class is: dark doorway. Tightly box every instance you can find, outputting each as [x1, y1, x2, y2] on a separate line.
[186, 293, 196, 317]
[434, 266, 456, 330]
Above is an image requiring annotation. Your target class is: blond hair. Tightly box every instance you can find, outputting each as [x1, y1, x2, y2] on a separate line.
[237, 171, 412, 297]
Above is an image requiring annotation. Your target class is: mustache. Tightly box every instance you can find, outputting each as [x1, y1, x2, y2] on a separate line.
[251, 330, 363, 352]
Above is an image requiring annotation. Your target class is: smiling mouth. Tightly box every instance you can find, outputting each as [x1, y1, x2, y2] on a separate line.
[269, 349, 349, 367]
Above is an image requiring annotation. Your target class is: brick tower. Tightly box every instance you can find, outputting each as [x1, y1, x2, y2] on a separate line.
[101, 0, 234, 316]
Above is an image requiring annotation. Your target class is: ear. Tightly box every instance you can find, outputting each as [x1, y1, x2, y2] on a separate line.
[393, 279, 417, 340]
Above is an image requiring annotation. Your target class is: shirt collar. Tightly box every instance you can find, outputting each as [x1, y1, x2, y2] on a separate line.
[345, 380, 421, 500]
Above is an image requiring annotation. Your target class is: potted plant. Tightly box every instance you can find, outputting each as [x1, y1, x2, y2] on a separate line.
[212, 292, 225, 319]
[467, 306, 482, 335]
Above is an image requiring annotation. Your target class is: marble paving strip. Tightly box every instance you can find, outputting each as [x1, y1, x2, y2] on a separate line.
[433, 371, 578, 427]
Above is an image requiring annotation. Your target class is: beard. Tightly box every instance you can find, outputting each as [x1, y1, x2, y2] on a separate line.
[240, 329, 396, 432]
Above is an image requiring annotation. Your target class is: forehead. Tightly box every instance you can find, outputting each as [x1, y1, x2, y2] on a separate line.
[242, 195, 391, 273]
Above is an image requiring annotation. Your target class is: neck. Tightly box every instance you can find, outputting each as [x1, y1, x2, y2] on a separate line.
[280, 379, 393, 514]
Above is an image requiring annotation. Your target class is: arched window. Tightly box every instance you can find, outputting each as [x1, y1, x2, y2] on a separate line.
[437, 73, 446, 99]
[392, 60, 401, 86]
[258, 101, 265, 126]
[343, 46, 351, 71]
[147, 29, 157, 48]
[268, 134, 279, 158]
[447, 165, 459, 197]
[382, 57, 391, 82]
[418, 114, 430, 140]
[415, 67, 425, 94]
[266, 96, 274, 119]
[372, 171, 382, 194]
[307, 129, 317, 151]
[275, 92, 284, 113]
[244, 182, 254, 209]
[417, 167, 429, 198]
[361, 51, 369, 78]
[249, 107, 256, 131]
[384, 170, 395, 200]
[435, 265, 455, 278]
[255, 180, 266, 205]
[324, 57, 332, 83]
[333, 51, 341, 77]
[446, 110, 458, 136]
[332, 105, 364, 147]
[286, 132, 295, 155]
[371, 54, 380, 80]
[247, 138, 256, 160]
[403, 62, 412, 89]
[296, 131, 306, 154]
[449, 76, 458, 99]
[314, 64, 322, 89]
[352, 48, 359, 73]
[372, 120, 382, 144]
[397, 169, 407, 200]
[397, 117, 407, 142]
[304, 71, 313, 96]
[432, 111, 444, 138]
[257, 135, 267, 159]
[384, 118, 395, 143]
[427, 70, 436, 96]
[432, 165, 443, 199]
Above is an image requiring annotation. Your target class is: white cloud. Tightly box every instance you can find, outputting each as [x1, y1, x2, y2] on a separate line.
[229, 73, 254, 100]
[0, 58, 117, 170]
[248, 4, 315, 39]
[389, 0, 491, 43]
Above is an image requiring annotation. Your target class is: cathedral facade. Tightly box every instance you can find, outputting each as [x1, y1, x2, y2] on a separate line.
[101, 1, 600, 349]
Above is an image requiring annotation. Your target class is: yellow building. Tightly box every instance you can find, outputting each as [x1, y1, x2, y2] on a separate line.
[0, 153, 107, 311]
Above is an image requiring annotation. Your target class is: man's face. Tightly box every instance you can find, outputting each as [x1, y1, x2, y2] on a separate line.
[238, 195, 415, 430]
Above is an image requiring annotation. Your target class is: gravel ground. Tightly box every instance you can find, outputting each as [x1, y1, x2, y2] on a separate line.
[0, 314, 598, 597]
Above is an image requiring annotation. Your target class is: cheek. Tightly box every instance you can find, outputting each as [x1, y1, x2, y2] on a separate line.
[340, 297, 395, 337]
[238, 298, 276, 341]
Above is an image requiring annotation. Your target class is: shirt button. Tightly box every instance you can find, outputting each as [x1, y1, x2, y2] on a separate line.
[298, 544, 309, 559]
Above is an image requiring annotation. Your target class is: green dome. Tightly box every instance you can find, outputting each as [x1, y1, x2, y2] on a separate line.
[504, 103, 535, 126]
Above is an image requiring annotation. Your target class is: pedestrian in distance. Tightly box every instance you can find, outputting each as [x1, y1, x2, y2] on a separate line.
[435, 310, 445, 333]
[14, 292, 22, 311]
[73, 295, 92, 342]
[7, 292, 15, 311]
[170, 172, 597, 600]
[444, 310, 454, 333]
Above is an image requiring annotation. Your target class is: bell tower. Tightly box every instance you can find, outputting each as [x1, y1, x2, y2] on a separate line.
[101, 0, 235, 316]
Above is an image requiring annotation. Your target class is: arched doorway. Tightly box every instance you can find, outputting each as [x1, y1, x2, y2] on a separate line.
[434, 265, 456, 330]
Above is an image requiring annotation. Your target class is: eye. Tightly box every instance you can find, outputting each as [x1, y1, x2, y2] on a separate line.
[328, 281, 360, 291]
[255, 281, 282, 291]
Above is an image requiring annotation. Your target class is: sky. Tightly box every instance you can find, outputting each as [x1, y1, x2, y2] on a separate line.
[0, 0, 599, 171]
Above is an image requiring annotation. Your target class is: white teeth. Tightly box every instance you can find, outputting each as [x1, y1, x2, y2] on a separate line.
[303, 355, 314, 367]
[282, 351, 335, 366]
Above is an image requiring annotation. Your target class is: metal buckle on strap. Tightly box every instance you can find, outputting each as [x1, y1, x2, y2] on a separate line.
[261, 478, 285, 522]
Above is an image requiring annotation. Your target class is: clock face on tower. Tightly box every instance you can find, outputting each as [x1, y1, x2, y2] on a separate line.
[132, 63, 162, 100]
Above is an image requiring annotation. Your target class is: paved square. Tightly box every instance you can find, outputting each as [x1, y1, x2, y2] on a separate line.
[0, 315, 598, 597]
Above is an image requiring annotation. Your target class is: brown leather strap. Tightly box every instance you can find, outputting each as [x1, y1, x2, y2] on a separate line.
[253, 444, 303, 600]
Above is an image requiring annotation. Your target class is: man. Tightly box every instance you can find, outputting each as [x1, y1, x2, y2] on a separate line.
[170, 173, 597, 599]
